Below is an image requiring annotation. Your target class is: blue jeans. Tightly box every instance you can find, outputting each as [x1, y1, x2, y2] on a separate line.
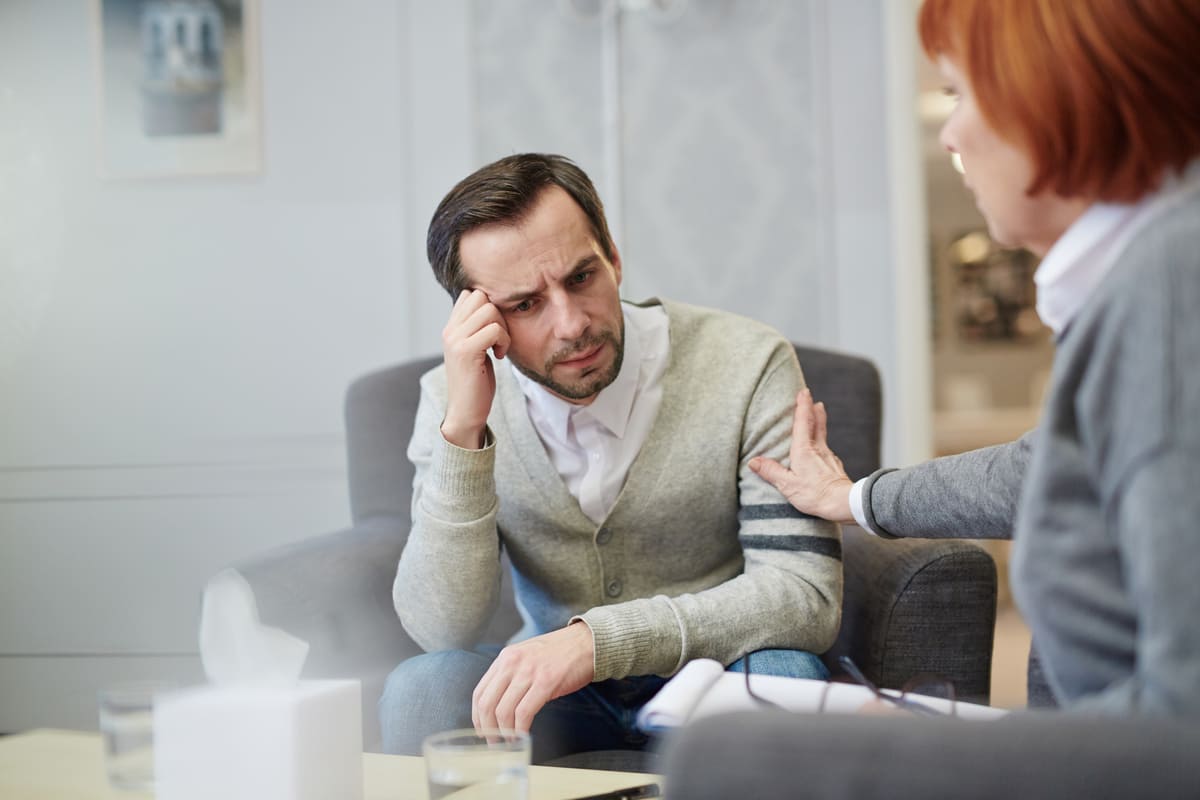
[379, 647, 828, 762]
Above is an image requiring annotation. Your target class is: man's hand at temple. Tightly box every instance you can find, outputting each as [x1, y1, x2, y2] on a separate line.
[471, 621, 596, 733]
[440, 289, 511, 449]
[750, 388, 856, 524]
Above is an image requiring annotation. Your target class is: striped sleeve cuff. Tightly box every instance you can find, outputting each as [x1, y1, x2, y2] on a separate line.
[737, 504, 842, 559]
[739, 533, 842, 560]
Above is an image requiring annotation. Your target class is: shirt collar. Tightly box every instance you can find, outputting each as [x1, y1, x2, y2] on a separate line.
[1034, 203, 1136, 336]
[1035, 158, 1200, 336]
[513, 303, 644, 439]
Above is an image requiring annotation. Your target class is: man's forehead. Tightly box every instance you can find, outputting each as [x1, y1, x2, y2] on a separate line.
[458, 191, 602, 295]
[458, 218, 529, 272]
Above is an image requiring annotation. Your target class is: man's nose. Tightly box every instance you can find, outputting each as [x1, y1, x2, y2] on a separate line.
[549, 295, 589, 341]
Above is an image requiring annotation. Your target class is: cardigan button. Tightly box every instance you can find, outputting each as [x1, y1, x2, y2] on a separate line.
[606, 578, 623, 597]
[596, 527, 613, 545]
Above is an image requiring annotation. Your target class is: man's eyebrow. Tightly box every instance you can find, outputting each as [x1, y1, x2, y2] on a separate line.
[570, 254, 600, 274]
[492, 255, 600, 305]
[493, 285, 538, 306]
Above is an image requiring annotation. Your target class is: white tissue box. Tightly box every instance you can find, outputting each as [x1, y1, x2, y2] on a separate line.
[154, 680, 363, 800]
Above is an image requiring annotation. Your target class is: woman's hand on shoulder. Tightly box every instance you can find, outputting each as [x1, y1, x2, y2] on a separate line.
[750, 388, 856, 524]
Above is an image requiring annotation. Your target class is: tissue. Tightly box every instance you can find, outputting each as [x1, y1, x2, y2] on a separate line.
[155, 569, 363, 800]
[198, 569, 309, 686]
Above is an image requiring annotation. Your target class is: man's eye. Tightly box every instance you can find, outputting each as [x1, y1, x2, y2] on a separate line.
[569, 271, 593, 286]
[512, 299, 534, 313]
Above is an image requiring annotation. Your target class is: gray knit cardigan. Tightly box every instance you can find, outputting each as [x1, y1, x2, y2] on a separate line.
[394, 299, 843, 681]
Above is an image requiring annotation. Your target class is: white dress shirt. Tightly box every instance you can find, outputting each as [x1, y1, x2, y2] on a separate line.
[851, 159, 1200, 535]
[512, 303, 670, 525]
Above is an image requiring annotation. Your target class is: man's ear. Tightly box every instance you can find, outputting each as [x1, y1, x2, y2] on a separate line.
[609, 244, 622, 286]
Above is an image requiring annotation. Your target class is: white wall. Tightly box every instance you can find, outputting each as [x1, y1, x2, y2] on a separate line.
[0, 0, 927, 733]
[405, 0, 929, 464]
[0, 0, 412, 731]
[822, 0, 931, 466]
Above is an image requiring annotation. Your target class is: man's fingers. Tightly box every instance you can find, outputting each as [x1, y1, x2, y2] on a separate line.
[445, 293, 501, 345]
[457, 300, 504, 339]
[459, 323, 508, 362]
[473, 650, 539, 732]
[448, 288, 487, 325]
[470, 682, 486, 731]
[514, 685, 553, 734]
[491, 325, 511, 361]
[470, 628, 595, 734]
[448, 300, 511, 361]
[475, 699, 499, 732]
[478, 679, 553, 734]
[472, 668, 505, 731]
[491, 677, 535, 731]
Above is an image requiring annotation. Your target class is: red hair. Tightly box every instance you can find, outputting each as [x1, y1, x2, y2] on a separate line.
[919, 0, 1200, 202]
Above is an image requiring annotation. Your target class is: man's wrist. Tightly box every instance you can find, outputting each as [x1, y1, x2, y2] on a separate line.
[440, 420, 486, 450]
[567, 617, 597, 677]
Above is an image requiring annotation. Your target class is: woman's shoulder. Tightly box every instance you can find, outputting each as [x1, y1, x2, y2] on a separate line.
[1079, 189, 1200, 336]
[1112, 188, 1200, 293]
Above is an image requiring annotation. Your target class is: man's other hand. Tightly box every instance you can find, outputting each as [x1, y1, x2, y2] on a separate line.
[471, 622, 595, 733]
[749, 388, 855, 524]
[441, 289, 511, 449]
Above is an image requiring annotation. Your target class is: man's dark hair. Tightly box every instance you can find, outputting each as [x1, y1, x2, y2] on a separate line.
[426, 153, 616, 297]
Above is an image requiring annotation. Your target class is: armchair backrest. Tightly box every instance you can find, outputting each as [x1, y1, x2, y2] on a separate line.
[345, 354, 442, 527]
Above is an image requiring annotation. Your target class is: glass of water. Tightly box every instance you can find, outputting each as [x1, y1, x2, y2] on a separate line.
[97, 681, 176, 792]
[422, 728, 531, 800]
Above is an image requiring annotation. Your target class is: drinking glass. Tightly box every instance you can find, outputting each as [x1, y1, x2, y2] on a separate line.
[423, 728, 531, 800]
[97, 681, 175, 791]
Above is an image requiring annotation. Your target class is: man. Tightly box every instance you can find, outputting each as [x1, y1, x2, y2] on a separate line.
[381, 153, 841, 761]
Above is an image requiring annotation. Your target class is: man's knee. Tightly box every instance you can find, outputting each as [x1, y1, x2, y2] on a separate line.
[378, 650, 492, 754]
[727, 648, 830, 681]
[381, 650, 488, 702]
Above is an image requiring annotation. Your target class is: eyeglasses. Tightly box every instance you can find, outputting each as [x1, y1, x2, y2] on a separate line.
[739, 650, 957, 717]
[738, 649, 788, 710]
[836, 655, 956, 717]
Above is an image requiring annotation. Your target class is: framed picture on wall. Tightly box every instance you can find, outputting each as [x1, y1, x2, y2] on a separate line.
[91, 0, 262, 179]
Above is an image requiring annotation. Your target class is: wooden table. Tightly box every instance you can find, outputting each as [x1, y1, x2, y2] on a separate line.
[0, 729, 662, 800]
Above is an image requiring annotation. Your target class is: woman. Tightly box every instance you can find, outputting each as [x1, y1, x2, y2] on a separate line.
[751, 0, 1200, 715]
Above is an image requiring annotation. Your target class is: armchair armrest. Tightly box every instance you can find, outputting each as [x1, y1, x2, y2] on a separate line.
[825, 526, 997, 704]
[211, 515, 418, 750]
[223, 515, 421, 677]
[211, 513, 523, 750]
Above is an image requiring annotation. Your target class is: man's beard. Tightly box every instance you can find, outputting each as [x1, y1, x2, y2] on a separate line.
[511, 325, 625, 401]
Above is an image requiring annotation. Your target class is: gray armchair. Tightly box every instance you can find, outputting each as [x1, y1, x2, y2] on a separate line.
[213, 345, 998, 753]
[662, 711, 1200, 799]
